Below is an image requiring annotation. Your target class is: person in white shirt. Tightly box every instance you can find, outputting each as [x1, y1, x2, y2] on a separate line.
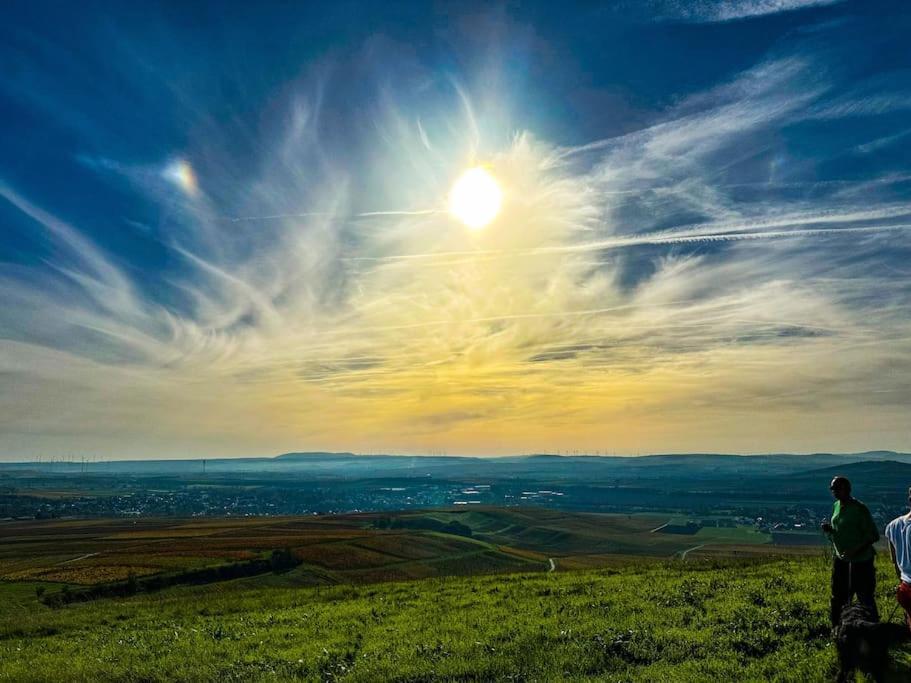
[885, 489, 911, 632]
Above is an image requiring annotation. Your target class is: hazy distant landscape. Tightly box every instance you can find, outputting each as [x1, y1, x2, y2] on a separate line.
[5, 451, 911, 541]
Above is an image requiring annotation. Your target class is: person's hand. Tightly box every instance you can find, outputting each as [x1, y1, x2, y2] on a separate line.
[821, 522, 833, 534]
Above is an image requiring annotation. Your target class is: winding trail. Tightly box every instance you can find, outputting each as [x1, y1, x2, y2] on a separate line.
[679, 544, 704, 561]
[547, 557, 556, 572]
[58, 552, 99, 565]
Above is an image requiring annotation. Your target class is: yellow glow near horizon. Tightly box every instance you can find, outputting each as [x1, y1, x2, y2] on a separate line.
[449, 167, 502, 229]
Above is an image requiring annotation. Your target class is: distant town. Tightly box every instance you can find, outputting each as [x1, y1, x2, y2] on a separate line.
[3, 450, 907, 541]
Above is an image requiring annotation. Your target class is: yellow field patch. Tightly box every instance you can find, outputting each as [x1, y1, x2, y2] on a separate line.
[6, 564, 160, 585]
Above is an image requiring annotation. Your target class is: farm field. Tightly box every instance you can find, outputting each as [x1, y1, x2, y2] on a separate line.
[367, 508, 819, 562]
[0, 508, 820, 591]
[0, 515, 540, 589]
[2, 553, 911, 681]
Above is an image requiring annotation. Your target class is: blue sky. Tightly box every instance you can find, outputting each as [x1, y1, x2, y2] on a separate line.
[1, 0, 910, 459]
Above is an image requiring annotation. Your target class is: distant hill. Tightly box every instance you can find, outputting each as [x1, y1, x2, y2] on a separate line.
[273, 452, 359, 460]
[792, 460, 911, 489]
[754, 460, 911, 504]
[800, 460, 911, 478]
[3, 450, 911, 486]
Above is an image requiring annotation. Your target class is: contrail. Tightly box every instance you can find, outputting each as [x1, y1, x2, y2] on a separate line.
[223, 208, 440, 222]
[223, 212, 328, 222]
[342, 218, 911, 264]
[356, 209, 440, 217]
[542, 221, 911, 255]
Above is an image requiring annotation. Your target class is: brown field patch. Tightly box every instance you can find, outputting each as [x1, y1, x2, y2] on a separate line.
[351, 533, 476, 560]
[149, 549, 258, 562]
[158, 533, 367, 553]
[344, 563, 437, 583]
[293, 543, 398, 570]
[7, 564, 160, 585]
[496, 545, 549, 562]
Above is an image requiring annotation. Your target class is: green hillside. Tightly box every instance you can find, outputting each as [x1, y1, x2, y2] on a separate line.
[3, 555, 911, 682]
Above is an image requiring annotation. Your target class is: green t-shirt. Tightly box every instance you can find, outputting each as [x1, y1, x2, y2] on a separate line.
[829, 498, 879, 562]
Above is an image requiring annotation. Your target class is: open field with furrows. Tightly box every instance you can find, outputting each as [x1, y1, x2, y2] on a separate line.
[0, 515, 548, 588]
[0, 508, 820, 589]
[2, 554, 911, 682]
[362, 508, 822, 561]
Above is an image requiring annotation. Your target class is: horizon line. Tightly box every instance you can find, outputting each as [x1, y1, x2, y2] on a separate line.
[1, 448, 908, 466]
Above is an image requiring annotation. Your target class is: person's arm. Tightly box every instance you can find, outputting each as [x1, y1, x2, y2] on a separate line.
[890, 538, 901, 579]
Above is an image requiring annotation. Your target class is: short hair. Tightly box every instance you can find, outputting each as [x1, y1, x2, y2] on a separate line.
[830, 476, 851, 492]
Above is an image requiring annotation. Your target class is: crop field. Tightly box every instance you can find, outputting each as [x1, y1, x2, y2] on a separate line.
[0, 518, 292, 585]
[0, 508, 819, 589]
[376, 508, 815, 564]
[351, 534, 474, 560]
[0, 514, 549, 589]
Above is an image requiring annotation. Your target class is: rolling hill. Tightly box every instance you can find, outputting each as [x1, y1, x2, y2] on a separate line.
[2, 553, 910, 681]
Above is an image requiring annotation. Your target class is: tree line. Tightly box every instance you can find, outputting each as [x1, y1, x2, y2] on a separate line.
[40, 548, 300, 607]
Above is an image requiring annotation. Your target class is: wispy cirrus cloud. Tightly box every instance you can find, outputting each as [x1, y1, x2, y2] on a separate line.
[652, 0, 845, 23]
[0, 9, 909, 458]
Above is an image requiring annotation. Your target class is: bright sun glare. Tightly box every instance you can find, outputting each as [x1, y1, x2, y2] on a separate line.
[449, 167, 502, 229]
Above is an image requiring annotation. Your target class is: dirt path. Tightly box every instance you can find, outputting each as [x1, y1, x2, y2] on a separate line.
[547, 557, 556, 572]
[58, 552, 99, 565]
[679, 544, 704, 561]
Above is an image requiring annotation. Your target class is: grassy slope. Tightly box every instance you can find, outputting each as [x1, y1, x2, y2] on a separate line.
[3, 555, 911, 682]
[408, 508, 785, 559]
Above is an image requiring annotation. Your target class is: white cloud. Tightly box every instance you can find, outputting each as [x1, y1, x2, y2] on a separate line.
[1, 42, 910, 458]
[654, 0, 844, 23]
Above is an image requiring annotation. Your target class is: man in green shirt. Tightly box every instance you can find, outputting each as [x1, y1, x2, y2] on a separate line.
[821, 476, 880, 626]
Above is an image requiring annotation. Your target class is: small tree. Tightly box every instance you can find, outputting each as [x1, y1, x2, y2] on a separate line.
[270, 547, 298, 572]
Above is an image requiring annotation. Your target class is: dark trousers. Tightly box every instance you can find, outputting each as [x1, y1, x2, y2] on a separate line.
[830, 556, 878, 626]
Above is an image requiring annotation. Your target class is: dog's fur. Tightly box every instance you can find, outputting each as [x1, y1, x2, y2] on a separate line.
[834, 603, 908, 682]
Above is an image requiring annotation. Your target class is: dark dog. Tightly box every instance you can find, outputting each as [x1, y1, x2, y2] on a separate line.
[834, 603, 908, 682]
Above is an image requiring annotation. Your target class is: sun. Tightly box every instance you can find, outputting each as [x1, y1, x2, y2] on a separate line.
[449, 167, 502, 229]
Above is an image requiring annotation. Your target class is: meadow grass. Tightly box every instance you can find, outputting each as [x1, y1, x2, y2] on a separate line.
[3, 553, 911, 681]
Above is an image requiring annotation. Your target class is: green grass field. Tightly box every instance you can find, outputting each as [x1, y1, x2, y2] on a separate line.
[2, 553, 910, 681]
